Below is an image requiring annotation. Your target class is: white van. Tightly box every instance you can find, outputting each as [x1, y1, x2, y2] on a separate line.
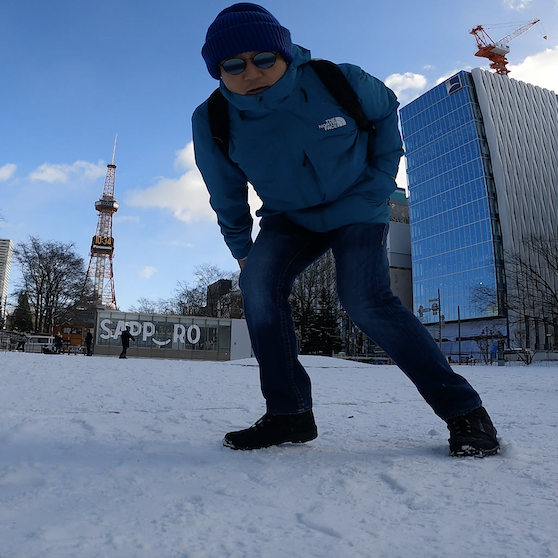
[24, 335, 55, 354]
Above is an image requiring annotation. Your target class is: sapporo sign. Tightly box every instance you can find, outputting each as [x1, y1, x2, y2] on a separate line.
[99, 319, 202, 347]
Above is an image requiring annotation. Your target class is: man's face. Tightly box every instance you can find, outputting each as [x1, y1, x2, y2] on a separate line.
[219, 51, 288, 95]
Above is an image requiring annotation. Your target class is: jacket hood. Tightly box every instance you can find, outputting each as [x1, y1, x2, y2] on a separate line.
[219, 44, 311, 111]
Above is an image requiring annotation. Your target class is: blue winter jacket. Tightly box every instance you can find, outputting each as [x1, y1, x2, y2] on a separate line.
[192, 45, 403, 260]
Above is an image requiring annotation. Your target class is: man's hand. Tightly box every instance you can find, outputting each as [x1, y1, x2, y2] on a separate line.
[238, 258, 247, 269]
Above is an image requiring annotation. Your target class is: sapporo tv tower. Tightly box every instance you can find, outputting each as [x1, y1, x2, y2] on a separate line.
[83, 136, 119, 309]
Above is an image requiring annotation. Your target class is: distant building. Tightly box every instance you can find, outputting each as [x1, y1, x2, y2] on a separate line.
[400, 70, 558, 356]
[0, 239, 14, 327]
[387, 187, 412, 310]
[206, 278, 243, 319]
[93, 310, 252, 360]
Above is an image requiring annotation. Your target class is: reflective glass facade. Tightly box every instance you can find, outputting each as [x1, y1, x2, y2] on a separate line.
[400, 72, 505, 324]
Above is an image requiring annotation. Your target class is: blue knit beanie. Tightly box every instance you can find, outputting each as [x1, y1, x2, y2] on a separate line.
[202, 3, 293, 80]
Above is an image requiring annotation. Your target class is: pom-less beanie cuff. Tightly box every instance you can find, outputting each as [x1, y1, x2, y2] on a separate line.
[202, 3, 293, 80]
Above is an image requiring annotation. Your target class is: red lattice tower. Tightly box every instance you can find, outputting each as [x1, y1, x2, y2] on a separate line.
[83, 137, 119, 308]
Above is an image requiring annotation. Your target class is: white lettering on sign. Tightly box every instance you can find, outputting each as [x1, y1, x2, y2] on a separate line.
[100, 319, 112, 340]
[173, 324, 186, 343]
[152, 338, 171, 346]
[173, 324, 201, 345]
[129, 321, 142, 337]
[113, 320, 126, 339]
[142, 322, 155, 341]
[98, 319, 203, 346]
[187, 325, 201, 344]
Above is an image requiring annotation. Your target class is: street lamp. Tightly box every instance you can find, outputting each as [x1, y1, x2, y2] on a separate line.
[418, 289, 444, 353]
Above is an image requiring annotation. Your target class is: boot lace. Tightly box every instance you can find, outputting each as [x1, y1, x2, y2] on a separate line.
[447, 415, 473, 437]
[250, 414, 272, 431]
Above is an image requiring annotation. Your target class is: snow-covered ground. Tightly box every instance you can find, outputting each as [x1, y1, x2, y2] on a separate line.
[1, 352, 557, 558]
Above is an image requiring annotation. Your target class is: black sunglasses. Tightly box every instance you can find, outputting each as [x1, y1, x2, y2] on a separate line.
[220, 52, 278, 75]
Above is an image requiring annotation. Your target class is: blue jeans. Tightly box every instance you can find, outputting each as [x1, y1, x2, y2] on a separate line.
[240, 216, 482, 421]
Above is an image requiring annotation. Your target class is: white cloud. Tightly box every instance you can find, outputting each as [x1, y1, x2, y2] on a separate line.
[434, 69, 468, 86]
[161, 240, 194, 248]
[395, 160, 408, 192]
[0, 163, 17, 182]
[247, 184, 262, 224]
[385, 72, 428, 104]
[115, 215, 140, 223]
[29, 160, 106, 183]
[508, 45, 558, 93]
[502, 0, 534, 9]
[128, 141, 263, 226]
[128, 142, 214, 223]
[139, 266, 158, 279]
[173, 143, 193, 172]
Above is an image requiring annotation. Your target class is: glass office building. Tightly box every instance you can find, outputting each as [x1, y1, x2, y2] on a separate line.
[400, 68, 558, 357]
[400, 71, 505, 324]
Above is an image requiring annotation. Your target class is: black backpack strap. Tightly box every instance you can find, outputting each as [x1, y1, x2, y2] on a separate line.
[308, 59, 376, 162]
[208, 88, 231, 159]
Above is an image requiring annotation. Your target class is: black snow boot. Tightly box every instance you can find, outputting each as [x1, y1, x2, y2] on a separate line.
[446, 406, 500, 457]
[223, 410, 318, 450]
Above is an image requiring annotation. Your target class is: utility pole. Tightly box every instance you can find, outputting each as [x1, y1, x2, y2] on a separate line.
[458, 305, 462, 364]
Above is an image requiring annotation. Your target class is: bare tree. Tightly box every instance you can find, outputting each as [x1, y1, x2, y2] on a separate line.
[13, 237, 87, 333]
[506, 233, 558, 324]
[173, 263, 234, 316]
[470, 233, 557, 361]
[128, 297, 177, 315]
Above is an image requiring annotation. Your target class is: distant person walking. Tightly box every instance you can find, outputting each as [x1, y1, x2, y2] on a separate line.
[119, 326, 134, 359]
[16, 332, 28, 351]
[85, 330, 93, 356]
[54, 332, 63, 354]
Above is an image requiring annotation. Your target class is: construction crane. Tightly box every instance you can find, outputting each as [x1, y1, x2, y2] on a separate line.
[469, 19, 545, 76]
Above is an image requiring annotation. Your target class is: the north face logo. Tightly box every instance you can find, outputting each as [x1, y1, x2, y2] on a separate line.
[318, 116, 347, 131]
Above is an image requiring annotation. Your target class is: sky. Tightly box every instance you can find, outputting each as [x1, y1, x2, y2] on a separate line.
[1, 352, 558, 557]
[1, 0, 557, 312]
